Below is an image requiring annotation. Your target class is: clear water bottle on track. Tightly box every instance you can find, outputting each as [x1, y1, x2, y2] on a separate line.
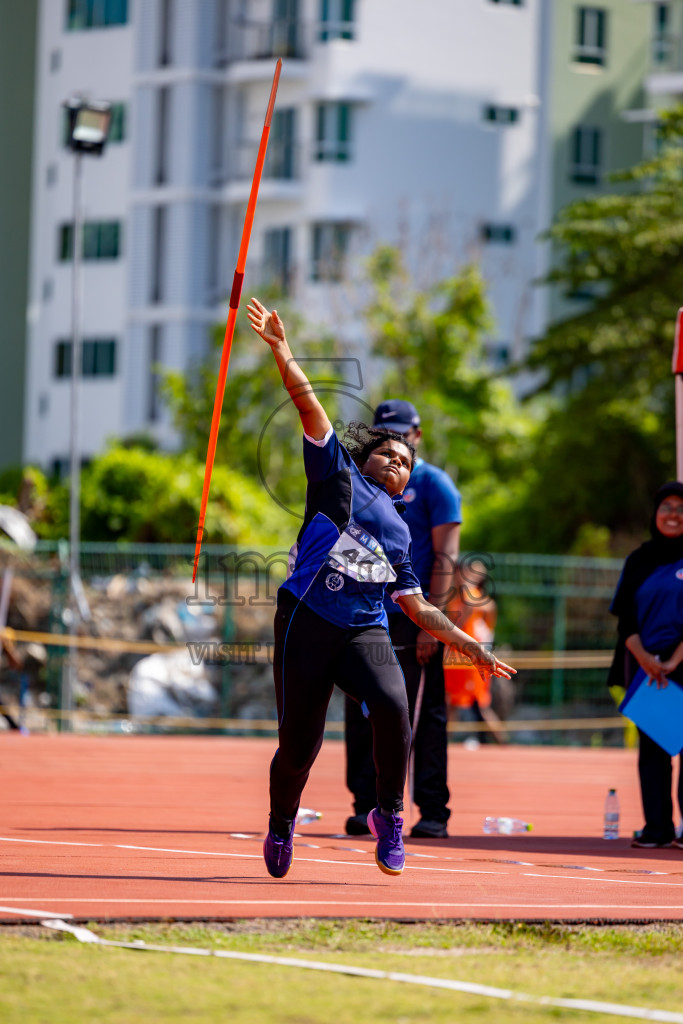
[483, 816, 533, 835]
[296, 808, 322, 825]
[603, 788, 619, 840]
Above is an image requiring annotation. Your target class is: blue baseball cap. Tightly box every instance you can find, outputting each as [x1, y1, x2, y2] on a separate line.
[373, 399, 421, 434]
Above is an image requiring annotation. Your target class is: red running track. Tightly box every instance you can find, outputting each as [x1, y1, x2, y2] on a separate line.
[1, 735, 682, 923]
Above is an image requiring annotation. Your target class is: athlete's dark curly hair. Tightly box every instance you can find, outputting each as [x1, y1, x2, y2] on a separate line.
[342, 421, 416, 470]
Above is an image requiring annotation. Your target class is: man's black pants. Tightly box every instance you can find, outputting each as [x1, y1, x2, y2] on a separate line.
[345, 613, 451, 824]
[269, 591, 411, 835]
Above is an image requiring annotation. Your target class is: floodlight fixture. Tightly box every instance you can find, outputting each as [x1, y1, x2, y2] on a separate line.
[63, 97, 112, 156]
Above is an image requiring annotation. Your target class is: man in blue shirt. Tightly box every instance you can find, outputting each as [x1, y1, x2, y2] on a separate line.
[345, 400, 462, 838]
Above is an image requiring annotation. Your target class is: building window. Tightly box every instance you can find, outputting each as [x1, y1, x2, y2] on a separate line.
[487, 343, 510, 369]
[653, 3, 671, 65]
[266, 109, 297, 179]
[489, 0, 522, 5]
[207, 205, 222, 301]
[570, 126, 602, 184]
[271, 0, 302, 59]
[54, 339, 117, 378]
[314, 102, 353, 161]
[50, 49, 61, 72]
[58, 221, 122, 261]
[214, 0, 229, 65]
[66, 0, 128, 30]
[574, 7, 607, 66]
[46, 164, 58, 186]
[483, 105, 519, 124]
[159, 0, 173, 66]
[151, 206, 166, 304]
[148, 326, 162, 422]
[42, 279, 54, 302]
[264, 227, 293, 294]
[55, 341, 71, 377]
[481, 224, 517, 244]
[156, 87, 170, 185]
[319, 0, 355, 41]
[210, 87, 226, 183]
[311, 222, 350, 282]
[108, 103, 126, 142]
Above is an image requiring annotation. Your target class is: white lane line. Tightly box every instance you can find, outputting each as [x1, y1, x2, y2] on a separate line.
[116, 844, 262, 858]
[0, 837, 504, 876]
[121, 847, 503, 875]
[0, 905, 73, 919]
[40, 920, 683, 1024]
[4, 897, 683, 910]
[0, 837, 102, 848]
[524, 873, 683, 888]
[0, 836, 672, 885]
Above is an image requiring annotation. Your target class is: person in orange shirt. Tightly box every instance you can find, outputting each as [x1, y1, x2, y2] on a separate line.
[444, 556, 507, 743]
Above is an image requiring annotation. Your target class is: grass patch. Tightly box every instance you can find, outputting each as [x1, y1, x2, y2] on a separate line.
[1, 920, 682, 1023]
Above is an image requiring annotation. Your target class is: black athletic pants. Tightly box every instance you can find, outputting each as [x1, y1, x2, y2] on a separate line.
[345, 613, 451, 824]
[638, 728, 683, 841]
[269, 590, 411, 836]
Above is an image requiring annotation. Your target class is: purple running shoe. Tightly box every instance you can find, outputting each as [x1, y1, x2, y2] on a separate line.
[263, 820, 294, 878]
[367, 807, 405, 875]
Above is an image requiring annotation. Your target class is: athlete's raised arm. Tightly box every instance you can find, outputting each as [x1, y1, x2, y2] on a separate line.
[247, 297, 331, 441]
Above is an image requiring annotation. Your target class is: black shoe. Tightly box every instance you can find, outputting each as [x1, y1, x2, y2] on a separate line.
[410, 819, 448, 839]
[345, 812, 370, 836]
[631, 828, 674, 848]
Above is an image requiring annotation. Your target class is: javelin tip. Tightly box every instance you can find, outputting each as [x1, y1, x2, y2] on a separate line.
[264, 59, 282, 127]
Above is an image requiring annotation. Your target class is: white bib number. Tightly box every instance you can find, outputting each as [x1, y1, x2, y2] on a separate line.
[326, 522, 397, 584]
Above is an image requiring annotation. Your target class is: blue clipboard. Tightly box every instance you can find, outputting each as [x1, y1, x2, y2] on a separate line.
[619, 669, 683, 756]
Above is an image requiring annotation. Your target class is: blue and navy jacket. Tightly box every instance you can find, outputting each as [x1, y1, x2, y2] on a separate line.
[281, 428, 422, 628]
[384, 456, 462, 614]
[611, 557, 683, 653]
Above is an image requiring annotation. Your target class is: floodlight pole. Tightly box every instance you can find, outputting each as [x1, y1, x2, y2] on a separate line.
[60, 96, 111, 731]
[64, 150, 84, 730]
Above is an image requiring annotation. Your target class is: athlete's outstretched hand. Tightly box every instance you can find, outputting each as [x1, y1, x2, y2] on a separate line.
[247, 297, 286, 349]
[460, 642, 516, 682]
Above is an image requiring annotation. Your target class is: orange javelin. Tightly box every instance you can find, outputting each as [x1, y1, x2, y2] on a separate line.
[192, 59, 282, 582]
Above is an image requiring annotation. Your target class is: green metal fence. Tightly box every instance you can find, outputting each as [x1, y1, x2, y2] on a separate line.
[6, 542, 624, 742]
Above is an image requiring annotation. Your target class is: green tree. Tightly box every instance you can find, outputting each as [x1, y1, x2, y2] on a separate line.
[512, 108, 683, 551]
[34, 444, 291, 546]
[363, 246, 534, 549]
[163, 298, 344, 522]
[529, 108, 683, 401]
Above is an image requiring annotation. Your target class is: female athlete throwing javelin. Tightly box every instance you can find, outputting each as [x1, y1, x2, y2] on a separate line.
[247, 297, 515, 879]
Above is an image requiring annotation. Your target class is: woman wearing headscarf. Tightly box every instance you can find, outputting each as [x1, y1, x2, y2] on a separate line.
[608, 482, 683, 848]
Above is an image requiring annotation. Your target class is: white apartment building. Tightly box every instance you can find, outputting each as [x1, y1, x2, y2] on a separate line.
[645, 0, 683, 111]
[25, 0, 546, 470]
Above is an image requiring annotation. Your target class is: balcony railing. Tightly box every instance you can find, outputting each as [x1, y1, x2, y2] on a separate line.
[216, 18, 308, 64]
[226, 140, 301, 183]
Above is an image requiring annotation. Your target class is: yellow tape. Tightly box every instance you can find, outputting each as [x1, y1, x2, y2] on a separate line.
[1, 628, 624, 734]
[0, 705, 625, 734]
[0, 627, 613, 669]
[1, 627, 183, 656]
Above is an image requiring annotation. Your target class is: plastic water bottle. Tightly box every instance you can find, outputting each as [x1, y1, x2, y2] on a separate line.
[483, 816, 533, 835]
[296, 808, 322, 825]
[603, 788, 619, 840]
